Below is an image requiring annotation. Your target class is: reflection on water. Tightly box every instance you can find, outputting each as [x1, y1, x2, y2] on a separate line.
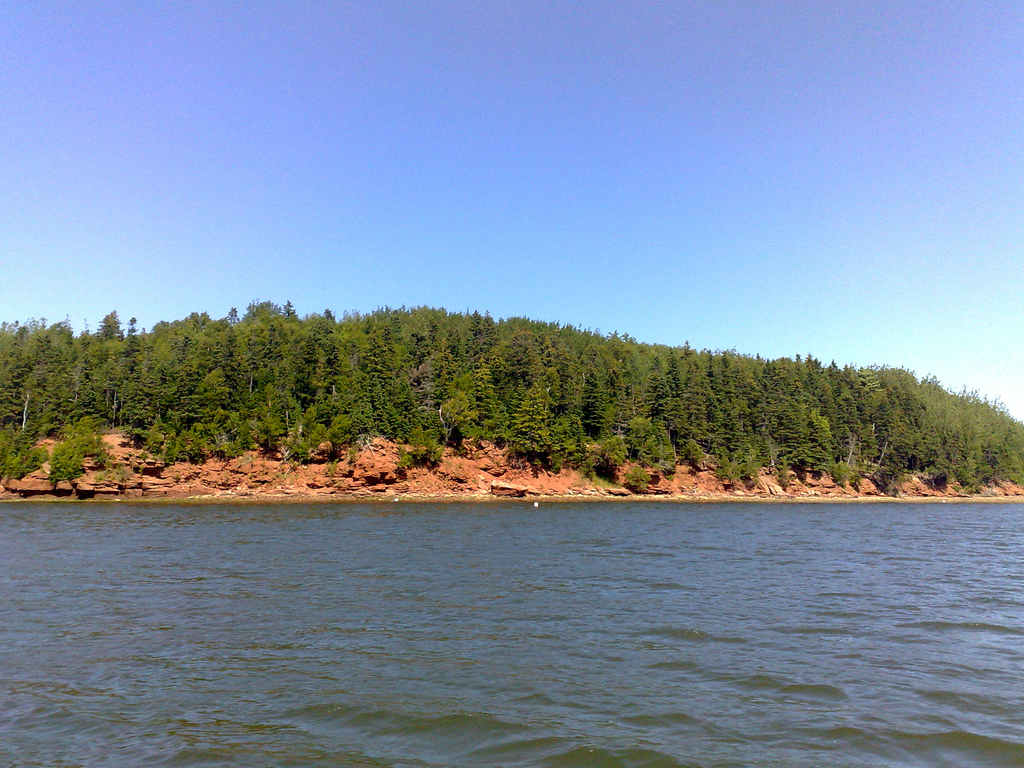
[2, 501, 1023, 767]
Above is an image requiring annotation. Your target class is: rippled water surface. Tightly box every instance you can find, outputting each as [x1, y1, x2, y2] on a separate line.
[3, 501, 1024, 767]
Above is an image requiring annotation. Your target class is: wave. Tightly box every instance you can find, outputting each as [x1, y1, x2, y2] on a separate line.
[898, 620, 1024, 636]
[885, 729, 1024, 767]
[466, 735, 570, 762]
[647, 660, 700, 671]
[165, 745, 395, 767]
[286, 702, 703, 767]
[813, 608, 872, 622]
[794, 724, 1024, 768]
[540, 744, 698, 768]
[645, 627, 747, 644]
[772, 625, 853, 636]
[729, 675, 848, 701]
[916, 688, 1012, 717]
[647, 582, 691, 591]
[779, 683, 848, 701]
[286, 701, 526, 741]
[466, 734, 697, 768]
[818, 725, 868, 740]
[620, 712, 701, 728]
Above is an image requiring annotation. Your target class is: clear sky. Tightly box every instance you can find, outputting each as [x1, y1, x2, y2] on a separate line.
[2, 2, 1022, 419]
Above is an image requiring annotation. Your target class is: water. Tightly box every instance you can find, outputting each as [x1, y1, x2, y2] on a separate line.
[2, 501, 1024, 768]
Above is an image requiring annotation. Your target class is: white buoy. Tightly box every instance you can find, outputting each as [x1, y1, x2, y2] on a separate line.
[534, 501, 539, 507]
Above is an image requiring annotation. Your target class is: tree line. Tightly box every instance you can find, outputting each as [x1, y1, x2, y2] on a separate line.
[2, 302, 1023, 492]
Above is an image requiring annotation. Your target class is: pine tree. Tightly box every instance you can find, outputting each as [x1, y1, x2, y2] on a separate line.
[510, 382, 553, 459]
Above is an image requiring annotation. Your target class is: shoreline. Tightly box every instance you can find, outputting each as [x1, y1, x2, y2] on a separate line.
[4, 434, 1023, 505]
[3, 490, 1022, 505]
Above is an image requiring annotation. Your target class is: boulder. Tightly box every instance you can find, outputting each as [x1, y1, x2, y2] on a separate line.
[490, 480, 529, 497]
[857, 477, 879, 495]
[354, 469, 398, 486]
[757, 477, 785, 496]
[6, 471, 54, 495]
[139, 460, 165, 477]
[74, 478, 123, 498]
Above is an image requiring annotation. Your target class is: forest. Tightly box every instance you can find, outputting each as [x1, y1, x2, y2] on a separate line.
[2, 302, 1023, 493]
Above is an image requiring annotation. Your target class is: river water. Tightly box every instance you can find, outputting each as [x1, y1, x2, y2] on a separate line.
[2, 500, 1023, 767]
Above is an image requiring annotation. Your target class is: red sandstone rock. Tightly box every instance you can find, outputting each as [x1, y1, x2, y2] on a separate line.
[6, 472, 53, 494]
[757, 477, 785, 496]
[2, 432, 1022, 501]
[490, 480, 529, 497]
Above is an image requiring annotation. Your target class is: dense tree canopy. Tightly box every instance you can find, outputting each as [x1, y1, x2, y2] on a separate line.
[2, 303, 1023, 492]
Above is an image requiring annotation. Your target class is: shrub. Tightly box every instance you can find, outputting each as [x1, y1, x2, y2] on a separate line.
[49, 441, 85, 483]
[680, 439, 705, 469]
[48, 418, 110, 483]
[739, 450, 761, 483]
[178, 424, 212, 463]
[590, 435, 627, 477]
[400, 425, 442, 468]
[2, 444, 47, 480]
[145, 425, 165, 454]
[625, 417, 675, 472]
[622, 465, 651, 493]
[327, 414, 354, 453]
[830, 460, 852, 487]
[872, 467, 905, 495]
[715, 457, 740, 484]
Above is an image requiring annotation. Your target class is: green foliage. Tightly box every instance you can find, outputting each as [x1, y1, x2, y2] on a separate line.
[398, 425, 443, 468]
[679, 439, 705, 469]
[145, 425, 165, 454]
[282, 428, 312, 463]
[49, 418, 109, 483]
[549, 413, 587, 470]
[0, 430, 46, 479]
[0, 305, 1022, 495]
[327, 414, 354, 452]
[848, 470, 862, 491]
[589, 435, 627, 477]
[509, 382, 552, 459]
[715, 456, 741, 485]
[830, 460, 852, 488]
[226, 416, 256, 458]
[622, 465, 651, 493]
[49, 441, 85, 483]
[177, 424, 211, 464]
[738, 450, 761, 483]
[872, 466, 905, 495]
[439, 388, 476, 446]
[625, 416, 675, 472]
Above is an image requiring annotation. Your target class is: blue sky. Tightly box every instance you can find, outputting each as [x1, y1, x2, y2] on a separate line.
[1, 2, 1022, 418]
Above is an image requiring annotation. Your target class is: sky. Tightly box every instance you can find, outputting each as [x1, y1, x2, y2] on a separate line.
[1, 2, 1022, 419]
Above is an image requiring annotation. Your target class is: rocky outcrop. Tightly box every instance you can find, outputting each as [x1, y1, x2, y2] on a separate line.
[490, 480, 529, 497]
[5, 470, 59, 496]
[3, 433, 1023, 502]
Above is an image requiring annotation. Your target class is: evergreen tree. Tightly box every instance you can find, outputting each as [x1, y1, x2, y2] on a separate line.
[0, 303, 1020, 489]
[510, 383, 553, 459]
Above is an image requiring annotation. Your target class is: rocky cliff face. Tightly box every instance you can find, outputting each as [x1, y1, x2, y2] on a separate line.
[2, 434, 1022, 502]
